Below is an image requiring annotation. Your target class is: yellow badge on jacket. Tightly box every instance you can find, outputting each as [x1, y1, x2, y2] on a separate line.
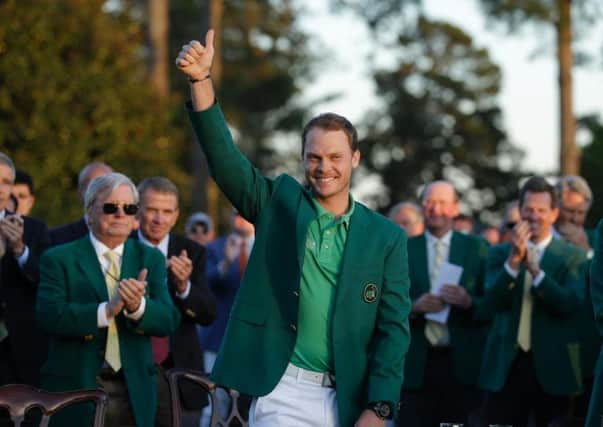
[363, 283, 378, 303]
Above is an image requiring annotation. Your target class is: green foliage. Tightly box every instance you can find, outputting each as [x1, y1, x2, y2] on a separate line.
[0, 0, 189, 227]
[361, 17, 523, 219]
[579, 115, 603, 227]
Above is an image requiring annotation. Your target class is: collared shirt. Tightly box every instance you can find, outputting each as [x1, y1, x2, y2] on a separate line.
[425, 229, 453, 288]
[504, 233, 552, 287]
[137, 230, 190, 299]
[0, 210, 29, 267]
[290, 195, 355, 372]
[90, 233, 145, 327]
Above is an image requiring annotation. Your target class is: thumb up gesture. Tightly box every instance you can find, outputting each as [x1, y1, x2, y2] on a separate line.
[176, 29, 215, 81]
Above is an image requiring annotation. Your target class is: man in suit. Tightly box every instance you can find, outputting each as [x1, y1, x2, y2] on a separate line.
[388, 202, 424, 238]
[480, 176, 587, 427]
[554, 175, 599, 421]
[134, 176, 217, 427]
[399, 181, 488, 426]
[177, 31, 411, 427]
[36, 172, 181, 427]
[0, 152, 50, 387]
[586, 219, 603, 426]
[49, 161, 113, 246]
[12, 170, 35, 216]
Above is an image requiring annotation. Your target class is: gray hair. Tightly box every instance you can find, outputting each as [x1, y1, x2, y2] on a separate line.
[0, 153, 16, 183]
[78, 162, 113, 199]
[388, 202, 423, 223]
[84, 172, 139, 218]
[556, 175, 593, 208]
[137, 176, 179, 200]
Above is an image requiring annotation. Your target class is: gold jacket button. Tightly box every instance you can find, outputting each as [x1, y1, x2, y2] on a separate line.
[289, 324, 297, 332]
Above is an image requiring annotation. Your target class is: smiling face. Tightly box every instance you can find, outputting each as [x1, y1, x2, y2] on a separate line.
[521, 191, 558, 243]
[303, 127, 360, 208]
[89, 184, 138, 248]
[138, 189, 179, 245]
[422, 181, 459, 237]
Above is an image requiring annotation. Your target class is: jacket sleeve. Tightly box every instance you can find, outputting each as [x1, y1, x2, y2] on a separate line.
[130, 249, 181, 336]
[187, 102, 276, 224]
[367, 227, 411, 405]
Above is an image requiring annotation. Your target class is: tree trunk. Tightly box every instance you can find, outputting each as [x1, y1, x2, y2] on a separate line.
[148, 0, 169, 99]
[190, 0, 224, 230]
[557, 0, 578, 175]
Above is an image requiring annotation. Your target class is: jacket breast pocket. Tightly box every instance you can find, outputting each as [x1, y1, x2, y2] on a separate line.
[231, 305, 267, 326]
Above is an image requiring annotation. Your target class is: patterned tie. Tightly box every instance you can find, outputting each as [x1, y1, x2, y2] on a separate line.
[517, 246, 540, 352]
[425, 239, 448, 346]
[104, 251, 122, 371]
[239, 239, 248, 276]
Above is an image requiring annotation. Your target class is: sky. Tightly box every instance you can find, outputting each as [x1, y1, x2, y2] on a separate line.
[301, 0, 603, 174]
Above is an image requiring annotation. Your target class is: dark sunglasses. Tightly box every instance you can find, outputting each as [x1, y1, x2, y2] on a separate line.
[102, 203, 139, 216]
[505, 222, 517, 230]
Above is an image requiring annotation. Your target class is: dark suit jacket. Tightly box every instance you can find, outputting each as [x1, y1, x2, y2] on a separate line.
[586, 220, 603, 427]
[188, 102, 412, 427]
[0, 215, 50, 386]
[37, 236, 181, 427]
[131, 232, 217, 409]
[199, 236, 244, 353]
[403, 231, 488, 389]
[49, 217, 88, 247]
[479, 238, 586, 395]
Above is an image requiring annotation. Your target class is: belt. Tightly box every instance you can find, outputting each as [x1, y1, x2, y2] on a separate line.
[284, 363, 335, 388]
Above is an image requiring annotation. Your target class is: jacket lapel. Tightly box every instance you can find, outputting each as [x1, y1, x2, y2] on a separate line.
[75, 236, 108, 301]
[449, 232, 468, 285]
[334, 207, 368, 304]
[121, 238, 141, 282]
[411, 234, 431, 294]
[295, 189, 317, 270]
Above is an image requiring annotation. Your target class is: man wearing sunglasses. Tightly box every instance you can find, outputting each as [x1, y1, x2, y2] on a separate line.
[177, 31, 411, 427]
[37, 172, 181, 427]
[133, 176, 217, 427]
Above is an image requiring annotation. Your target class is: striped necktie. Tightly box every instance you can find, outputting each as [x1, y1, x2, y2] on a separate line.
[425, 239, 448, 346]
[104, 250, 122, 371]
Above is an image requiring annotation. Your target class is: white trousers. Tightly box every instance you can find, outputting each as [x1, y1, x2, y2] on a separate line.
[249, 364, 339, 427]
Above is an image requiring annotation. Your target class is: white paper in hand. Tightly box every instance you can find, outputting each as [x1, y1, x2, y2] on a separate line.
[425, 262, 464, 324]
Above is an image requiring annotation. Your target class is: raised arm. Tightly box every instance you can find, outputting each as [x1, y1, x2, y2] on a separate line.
[176, 30, 216, 111]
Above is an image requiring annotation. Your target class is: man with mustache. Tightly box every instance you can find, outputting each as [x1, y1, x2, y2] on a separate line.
[176, 30, 411, 427]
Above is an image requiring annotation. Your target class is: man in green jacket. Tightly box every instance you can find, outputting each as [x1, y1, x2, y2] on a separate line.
[554, 175, 599, 421]
[36, 173, 181, 427]
[586, 219, 603, 426]
[400, 181, 488, 426]
[176, 30, 411, 427]
[480, 176, 586, 427]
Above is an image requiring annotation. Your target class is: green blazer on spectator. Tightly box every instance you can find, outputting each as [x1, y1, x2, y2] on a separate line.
[586, 219, 603, 427]
[188, 102, 411, 427]
[479, 239, 586, 395]
[403, 232, 489, 389]
[36, 237, 181, 427]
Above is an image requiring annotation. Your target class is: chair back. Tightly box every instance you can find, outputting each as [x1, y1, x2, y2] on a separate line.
[167, 368, 248, 427]
[0, 384, 107, 427]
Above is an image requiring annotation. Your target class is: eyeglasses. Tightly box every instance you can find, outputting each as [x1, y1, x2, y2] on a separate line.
[505, 222, 517, 229]
[102, 203, 139, 216]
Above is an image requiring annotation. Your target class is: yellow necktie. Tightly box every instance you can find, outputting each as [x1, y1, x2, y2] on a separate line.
[104, 251, 121, 371]
[517, 246, 539, 352]
[425, 239, 448, 346]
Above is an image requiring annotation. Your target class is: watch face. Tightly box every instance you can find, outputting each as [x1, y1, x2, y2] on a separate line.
[375, 402, 391, 418]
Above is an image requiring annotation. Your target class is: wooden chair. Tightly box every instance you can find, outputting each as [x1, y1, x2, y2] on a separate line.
[166, 368, 248, 427]
[0, 384, 107, 427]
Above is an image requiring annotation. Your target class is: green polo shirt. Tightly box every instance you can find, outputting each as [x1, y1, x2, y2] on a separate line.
[290, 195, 355, 373]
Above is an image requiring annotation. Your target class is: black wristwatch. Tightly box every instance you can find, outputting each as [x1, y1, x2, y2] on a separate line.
[368, 401, 393, 420]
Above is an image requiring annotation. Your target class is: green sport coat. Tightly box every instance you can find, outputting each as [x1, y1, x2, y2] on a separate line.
[586, 219, 603, 427]
[36, 236, 181, 427]
[403, 232, 489, 389]
[478, 238, 586, 395]
[188, 102, 411, 427]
